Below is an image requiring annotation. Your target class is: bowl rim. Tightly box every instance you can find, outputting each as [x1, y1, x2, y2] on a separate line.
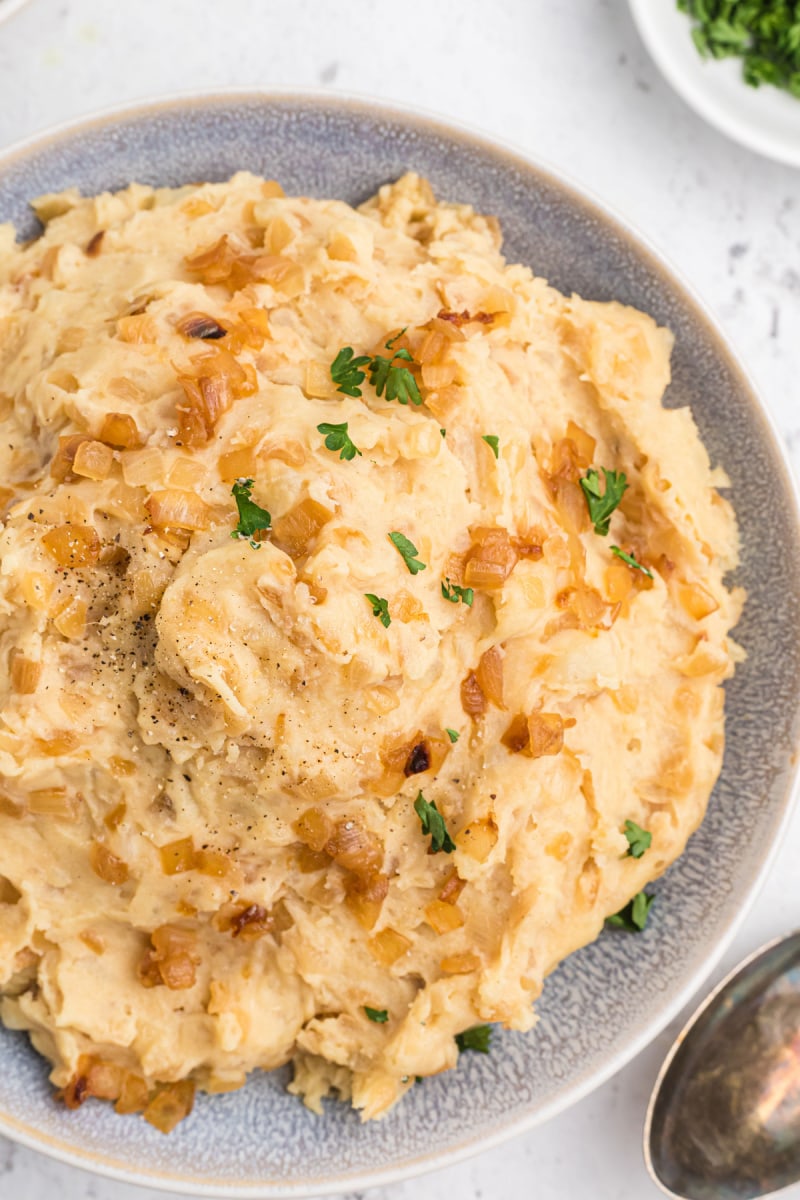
[0, 86, 798, 1198]
[627, 0, 800, 167]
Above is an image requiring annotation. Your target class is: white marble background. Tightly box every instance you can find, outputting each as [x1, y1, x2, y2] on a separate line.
[0, 1, 798, 1197]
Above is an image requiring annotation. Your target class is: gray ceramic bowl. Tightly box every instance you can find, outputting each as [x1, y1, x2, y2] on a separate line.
[0, 92, 798, 1197]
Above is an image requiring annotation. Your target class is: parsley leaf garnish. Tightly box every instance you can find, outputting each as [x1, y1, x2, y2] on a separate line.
[369, 333, 422, 406]
[317, 421, 362, 461]
[580, 467, 629, 536]
[364, 593, 391, 628]
[611, 546, 653, 578]
[606, 891, 655, 932]
[330, 347, 371, 397]
[441, 578, 474, 606]
[414, 791, 455, 854]
[623, 820, 652, 859]
[482, 434, 500, 459]
[389, 531, 426, 575]
[456, 1025, 492, 1054]
[445, 728, 460, 743]
[230, 478, 271, 548]
[364, 1006, 389, 1023]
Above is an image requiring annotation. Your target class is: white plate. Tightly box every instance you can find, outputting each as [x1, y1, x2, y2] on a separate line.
[629, 0, 800, 166]
[0, 0, 30, 24]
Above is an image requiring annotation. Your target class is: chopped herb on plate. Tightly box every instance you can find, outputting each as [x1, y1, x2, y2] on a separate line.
[364, 1006, 389, 1023]
[611, 546, 653, 578]
[364, 593, 391, 628]
[456, 1025, 492, 1054]
[330, 347, 371, 397]
[580, 467, 629, 536]
[441, 578, 474, 606]
[678, 0, 800, 97]
[445, 728, 460, 743]
[317, 421, 362, 461]
[482, 434, 500, 459]
[623, 820, 652, 859]
[389, 531, 427, 575]
[606, 891, 656, 932]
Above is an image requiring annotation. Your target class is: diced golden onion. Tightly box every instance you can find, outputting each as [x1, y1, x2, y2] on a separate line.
[460, 670, 487, 716]
[109, 756, 136, 777]
[34, 730, 80, 756]
[295, 844, 330, 873]
[567, 584, 609, 629]
[304, 360, 337, 399]
[262, 180, 285, 198]
[52, 595, 88, 638]
[85, 1060, 125, 1101]
[415, 328, 448, 364]
[114, 1072, 150, 1115]
[325, 819, 384, 878]
[394, 590, 425, 622]
[438, 870, 466, 904]
[345, 890, 383, 931]
[327, 231, 357, 262]
[475, 645, 504, 709]
[345, 872, 388, 929]
[289, 771, 339, 803]
[260, 439, 307, 468]
[527, 712, 565, 758]
[440, 952, 480, 975]
[117, 314, 158, 344]
[143, 1081, 195, 1134]
[20, 572, 54, 612]
[233, 306, 270, 350]
[49, 434, 92, 482]
[424, 899, 464, 934]
[457, 818, 498, 863]
[271, 497, 333, 559]
[151, 924, 201, 965]
[605, 560, 634, 603]
[146, 489, 212, 532]
[264, 216, 294, 254]
[89, 842, 129, 885]
[9, 651, 41, 695]
[679, 581, 720, 620]
[193, 848, 230, 877]
[381, 731, 422, 775]
[420, 361, 456, 390]
[501, 713, 530, 753]
[166, 457, 206, 491]
[294, 807, 335, 853]
[176, 346, 257, 446]
[27, 787, 79, 820]
[481, 285, 514, 315]
[181, 196, 215, 218]
[98, 411, 140, 449]
[104, 802, 127, 831]
[565, 420, 596, 465]
[176, 311, 229, 341]
[368, 928, 412, 966]
[185, 234, 302, 294]
[121, 446, 165, 488]
[218, 446, 257, 482]
[79, 929, 106, 954]
[463, 527, 518, 590]
[72, 439, 114, 481]
[424, 384, 464, 420]
[159, 837, 196, 875]
[551, 476, 589, 534]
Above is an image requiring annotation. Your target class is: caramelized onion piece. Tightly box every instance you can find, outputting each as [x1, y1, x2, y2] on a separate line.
[99, 411, 141, 449]
[72, 439, 114, 481]
[440, 951, 480, 975]
[293, 808, 334, 853]
[41, 524, 101, 569]
[89, 842, 129, 886]
[368, 928, 412, 966]
[475, 645, 504, 709]
[271, 497, 333, 559]
[463, 526, 518, 590]
[425, 899, 464, 934]
[146, 489, 212, 532]
[527, 712, 566, 759]
[50, 434, 93, 482]
[325, 819, 384, 878]
[460, 670, 487, 717]
[143, 1081, 196, 1134]
[438, 870, 466, 905]
[175, 346, 257, 447]
[177, 311, 228, 340]
[9, 651, 41, 694]
[457, 818, 498, 863]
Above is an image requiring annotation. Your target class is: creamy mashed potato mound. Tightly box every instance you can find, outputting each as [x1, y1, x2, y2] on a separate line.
[0, 172, 742, 1130]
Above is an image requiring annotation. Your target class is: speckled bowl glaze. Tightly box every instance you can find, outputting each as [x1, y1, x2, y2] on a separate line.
[0, 92, 798, 1198]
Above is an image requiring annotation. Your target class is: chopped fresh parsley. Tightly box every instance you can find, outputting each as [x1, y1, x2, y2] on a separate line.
[414, 792, 455, 854]
[611, 546, 653, 578]
[317, 420, 362, 461]
[678, 0, 800, 97]
[364, 1006, 389, 1023]
[369, 331, 422, 406]
[606, 891, 656, 932]
[330, 333, 422, 406]
[440, 428, 447, 438]
[230, 478, 271, 548]
[482, 434, 500, 459]
[456, 1025, 492, 1054]
[330, 347, 371, 397]
[364, 593, 391, 628]
[441, 578, 474, 606]
[623, 820, 652, 859]
[580, 467, 629, 536]
[389, 531, 427, 575]
[445, 728, 460, 743]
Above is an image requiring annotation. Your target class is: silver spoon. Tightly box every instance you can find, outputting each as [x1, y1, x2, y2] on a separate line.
[644, 931, 800, 1200]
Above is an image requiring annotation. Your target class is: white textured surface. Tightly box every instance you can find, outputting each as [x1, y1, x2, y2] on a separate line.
[0, 2, 798, 1198]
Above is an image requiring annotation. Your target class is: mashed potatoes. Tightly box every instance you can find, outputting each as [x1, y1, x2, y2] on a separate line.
[0, 172, 742, 1130]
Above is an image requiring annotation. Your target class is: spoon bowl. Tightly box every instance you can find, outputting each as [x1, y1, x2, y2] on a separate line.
[645, 932, 800, 1200]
